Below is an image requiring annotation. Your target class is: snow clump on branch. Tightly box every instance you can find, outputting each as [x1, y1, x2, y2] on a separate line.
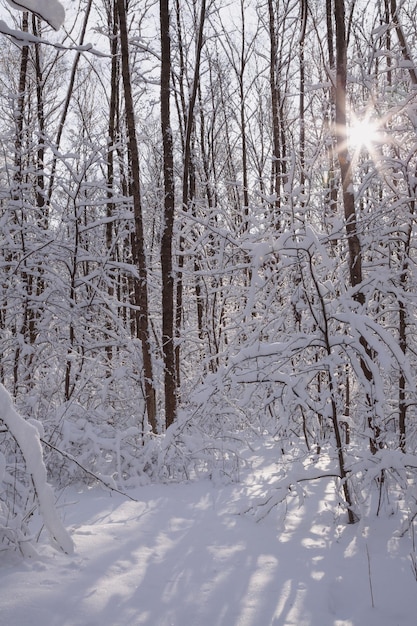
[6, 0, 65, 31]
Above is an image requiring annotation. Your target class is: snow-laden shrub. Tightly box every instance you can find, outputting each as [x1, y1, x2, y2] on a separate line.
[44, 403, 247, 488]
[0, 384, 73, 555]
[0, 442, 35, 556]
[148, 408, 246, 483]
[46, 412, 146, 487]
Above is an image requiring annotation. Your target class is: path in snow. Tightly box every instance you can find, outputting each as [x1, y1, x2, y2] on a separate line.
[0, 444, 416, 625]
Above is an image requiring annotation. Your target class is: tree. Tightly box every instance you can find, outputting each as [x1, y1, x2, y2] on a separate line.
[333, 0, 383, 456]
[160, 0, 177, 428]
[173, 0, 207, 389]
[116, 0, 157, 433]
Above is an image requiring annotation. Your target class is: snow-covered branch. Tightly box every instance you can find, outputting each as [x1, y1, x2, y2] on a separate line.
[6, 0, 65, 31]
[0, 384, 73, 554]
[0, 20, 107, 56]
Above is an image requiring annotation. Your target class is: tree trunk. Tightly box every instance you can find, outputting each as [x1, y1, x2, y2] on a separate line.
[104, 0, 119, 367]
[334, 0, 380, 455]
[324, 0, 339, 231]
[160, 0, 177, 429]
[175, 0, 206, 389]
[12, 12, 29, 396]
[299, 0, 307, 200]
[117, 0, 157, 434]
[334, 0, 363, 294]
[268, 0, 281, 217]
[238, 0, 249, 222]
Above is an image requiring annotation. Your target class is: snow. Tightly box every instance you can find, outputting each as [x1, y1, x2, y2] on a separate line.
[5, 0, 65, 31]
[0, 384, 74, 555]
[0, 19, 106, 56]
[1, 442, 416, 626]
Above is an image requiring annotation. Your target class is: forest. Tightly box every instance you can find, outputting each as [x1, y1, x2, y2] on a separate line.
[1, 0, 417, 572]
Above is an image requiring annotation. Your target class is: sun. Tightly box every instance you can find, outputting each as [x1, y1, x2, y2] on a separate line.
[348, 116, 379, 152]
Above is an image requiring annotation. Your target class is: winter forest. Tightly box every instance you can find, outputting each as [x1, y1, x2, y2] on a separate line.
[1, 0, 417, 622]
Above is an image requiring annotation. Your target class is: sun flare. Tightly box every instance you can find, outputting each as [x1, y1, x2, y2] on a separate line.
[348, 117, 379, 152]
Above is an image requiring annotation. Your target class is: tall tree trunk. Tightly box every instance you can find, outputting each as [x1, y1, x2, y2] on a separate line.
[160, 0, 177, 429]
[268, 0, 281, 217]
[334, 0, 363, 294]
[397, 169, 415, 452]
[116, 0, 157, 434]
[175, 0, 206, 388]
[238, 0, 249, 222]
[32, 16, 46, 225]
[104, 0, 120, 368]
[312, 242, 357, 523]
[324, 0, 339, 230]
[12, 12, 29, 396]
[334, 0, 380, 455]
[299, 0, 307, 200]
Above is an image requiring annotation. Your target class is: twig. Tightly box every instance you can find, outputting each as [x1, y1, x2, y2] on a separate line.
[409, 552, 417, 582]
[366, 543, 375, 608]
[399, 509, 417, 538]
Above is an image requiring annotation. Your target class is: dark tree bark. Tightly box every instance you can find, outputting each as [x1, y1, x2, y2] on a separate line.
[106, 0, 117, 365]
[32, 16, 46, 224]
[160, 0, 177, 429]
[11, 11, 30, 396]
[299, 0, 307, 199]
[116, 0, 157, 433]
[334, 0, 363, 295]
[238, 0, 250, 221]
[268, 0, 281, 214]
[324, 0, 339, 227]
[175, 0, 207, 389]
[334, 0, 380, 455]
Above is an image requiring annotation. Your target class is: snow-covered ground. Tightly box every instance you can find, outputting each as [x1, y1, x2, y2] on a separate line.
[1, 442, 416, 626]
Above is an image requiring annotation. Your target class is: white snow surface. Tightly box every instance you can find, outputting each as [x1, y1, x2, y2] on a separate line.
[1, 441, 416, 626]
[6, 0, 65, 30]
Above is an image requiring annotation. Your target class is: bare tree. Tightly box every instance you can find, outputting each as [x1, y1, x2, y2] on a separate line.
[160, 0, 177, 428]
[174, 0, 207, 389]
[116, 0, 157, 433]
[334, 0, 363, 296]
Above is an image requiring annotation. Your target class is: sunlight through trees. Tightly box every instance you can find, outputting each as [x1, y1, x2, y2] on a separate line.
[1, 0, 417, 552]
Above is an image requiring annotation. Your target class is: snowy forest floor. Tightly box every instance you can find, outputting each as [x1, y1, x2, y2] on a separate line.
[1, 440, 416, 626]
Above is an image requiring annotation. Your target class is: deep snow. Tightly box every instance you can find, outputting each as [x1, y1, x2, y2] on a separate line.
[1, 442, 416, 626]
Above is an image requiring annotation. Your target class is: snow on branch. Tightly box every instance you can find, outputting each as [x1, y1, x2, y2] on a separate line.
[0, 384, 73, 554]
[6, 0, 65, 31]
[0, 20, 107, 56]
